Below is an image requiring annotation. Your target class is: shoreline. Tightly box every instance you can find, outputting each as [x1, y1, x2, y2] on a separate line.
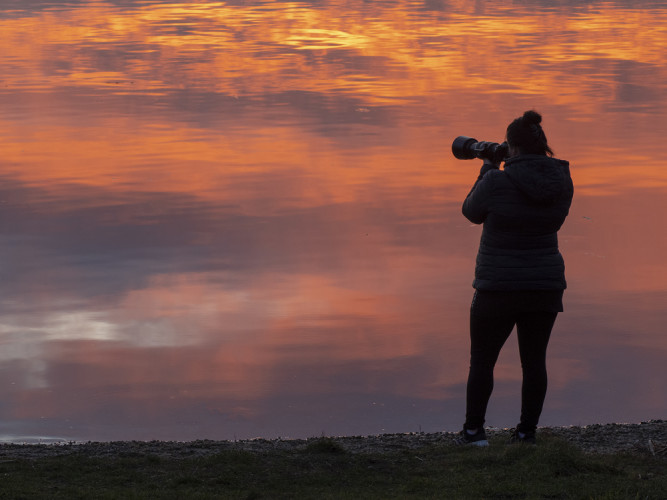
[0, 420, 664, 460]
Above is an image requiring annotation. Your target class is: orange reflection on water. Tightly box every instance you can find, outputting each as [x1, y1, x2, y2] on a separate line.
[2, 2, 667, 196]
[1, 0, 666, 441]
[2, 2, 667, 95]
[1, 2, 667, 197]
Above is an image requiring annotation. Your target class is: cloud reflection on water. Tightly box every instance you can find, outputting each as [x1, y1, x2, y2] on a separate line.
[0, 0, 666, 441]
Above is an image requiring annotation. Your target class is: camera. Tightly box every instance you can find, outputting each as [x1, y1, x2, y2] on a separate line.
[452, 136, 509, 164]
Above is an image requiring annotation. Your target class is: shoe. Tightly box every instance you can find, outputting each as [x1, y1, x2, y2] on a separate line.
[508, 428, 536, 445]
[453, 428, 489, 447]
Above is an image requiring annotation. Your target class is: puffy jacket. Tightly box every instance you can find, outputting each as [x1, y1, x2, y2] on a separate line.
[462, 154, 574, 291]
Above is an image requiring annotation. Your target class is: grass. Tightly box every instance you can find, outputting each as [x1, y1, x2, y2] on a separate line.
[0, 435, 665, 499]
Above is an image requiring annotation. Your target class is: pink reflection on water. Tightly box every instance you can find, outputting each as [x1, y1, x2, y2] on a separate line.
[0, 0, 666, 442]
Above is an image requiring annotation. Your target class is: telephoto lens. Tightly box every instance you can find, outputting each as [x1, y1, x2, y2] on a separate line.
[452, 136, 509, 163]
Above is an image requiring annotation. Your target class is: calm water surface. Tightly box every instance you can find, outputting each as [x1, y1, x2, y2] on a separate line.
[1, 0, 666, 442]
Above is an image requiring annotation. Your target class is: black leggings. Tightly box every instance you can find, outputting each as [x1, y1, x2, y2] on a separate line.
[465, 310, 557, 434]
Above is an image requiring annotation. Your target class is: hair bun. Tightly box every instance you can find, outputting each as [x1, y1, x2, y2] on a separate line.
[522, 110, 542, 126]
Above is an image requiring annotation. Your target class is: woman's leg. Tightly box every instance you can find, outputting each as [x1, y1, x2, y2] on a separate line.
[515, 312, 558, 434]
[465, 313, 516, 429]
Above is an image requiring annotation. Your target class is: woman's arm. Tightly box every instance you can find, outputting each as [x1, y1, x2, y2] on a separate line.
[462, 159, 499, 224]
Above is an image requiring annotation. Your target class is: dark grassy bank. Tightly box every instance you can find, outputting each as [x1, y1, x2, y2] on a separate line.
[1, 431, 665, 499]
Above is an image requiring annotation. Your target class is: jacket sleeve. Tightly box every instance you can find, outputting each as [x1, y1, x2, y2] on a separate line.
[462, 164, 497, 224]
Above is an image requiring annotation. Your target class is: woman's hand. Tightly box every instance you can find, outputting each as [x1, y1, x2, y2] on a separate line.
[480, 158, 501, 176]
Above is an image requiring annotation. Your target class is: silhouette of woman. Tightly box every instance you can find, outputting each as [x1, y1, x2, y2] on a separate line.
[455, 110, 574, 446]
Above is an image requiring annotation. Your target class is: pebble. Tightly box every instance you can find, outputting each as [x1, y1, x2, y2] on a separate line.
[0, 420, 664, 460]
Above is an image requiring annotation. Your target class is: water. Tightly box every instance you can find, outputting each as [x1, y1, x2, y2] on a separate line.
[1, 0, 665, 443]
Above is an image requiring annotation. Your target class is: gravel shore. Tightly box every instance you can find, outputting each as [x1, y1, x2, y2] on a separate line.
[1, 420, 664, 461]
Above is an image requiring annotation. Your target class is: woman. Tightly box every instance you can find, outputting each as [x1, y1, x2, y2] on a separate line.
[455, 110, 574, 446]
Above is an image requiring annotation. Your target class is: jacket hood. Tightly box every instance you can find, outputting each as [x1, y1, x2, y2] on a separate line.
[503, 155, 571, 204]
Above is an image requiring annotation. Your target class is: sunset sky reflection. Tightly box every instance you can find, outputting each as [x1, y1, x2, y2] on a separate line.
[0, 0, 665, 442]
